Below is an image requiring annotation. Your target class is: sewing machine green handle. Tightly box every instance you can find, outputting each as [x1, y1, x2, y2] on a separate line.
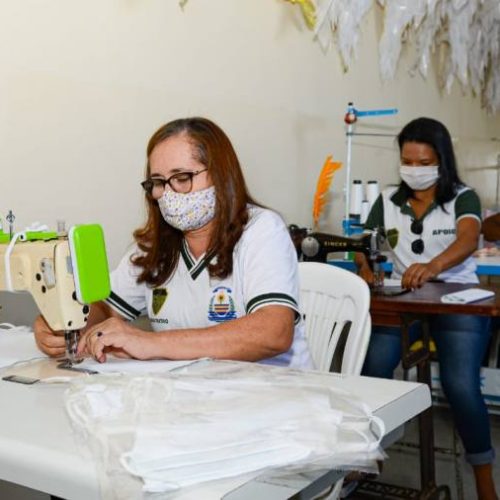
[69, 224, 111, 304]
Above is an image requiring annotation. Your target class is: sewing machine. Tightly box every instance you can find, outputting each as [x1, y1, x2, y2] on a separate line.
[289, 225, 388, 271]
[0, 222, 110, 364]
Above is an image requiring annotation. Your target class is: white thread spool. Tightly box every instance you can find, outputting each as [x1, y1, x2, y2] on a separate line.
[360, 200, 370, 224]
[367, 180, 380, 210]
[349, 180, 363, 218]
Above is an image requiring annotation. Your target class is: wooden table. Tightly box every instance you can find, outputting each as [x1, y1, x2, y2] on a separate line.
[371, 282, 500, 320]
[367, 282, 499, 499]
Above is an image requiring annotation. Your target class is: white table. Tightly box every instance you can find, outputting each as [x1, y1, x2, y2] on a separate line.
[0, 362, 430, 500]
[474, 255, 500, 276]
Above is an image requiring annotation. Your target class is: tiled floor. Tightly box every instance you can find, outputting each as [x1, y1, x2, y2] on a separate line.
[362, 406, 500, 500]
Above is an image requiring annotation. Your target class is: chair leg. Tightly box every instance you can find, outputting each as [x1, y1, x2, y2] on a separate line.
[488, 327, 500, 368]
[453, 425, 465, 500]
[312, 478, 344, 500]
[325, 478, 343, 499]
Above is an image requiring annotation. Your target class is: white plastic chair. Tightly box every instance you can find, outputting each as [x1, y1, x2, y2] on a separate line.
[299, 261, 371, 375]
[299, 262, 372, 499]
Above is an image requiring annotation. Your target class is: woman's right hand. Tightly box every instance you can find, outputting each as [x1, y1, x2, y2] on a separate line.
[358, 263, 374, 286]
[33, 315, 66, 358]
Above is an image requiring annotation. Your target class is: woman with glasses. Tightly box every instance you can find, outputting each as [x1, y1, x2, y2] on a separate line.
[33, 117, 312, 369]
[357, 117, 497, 499]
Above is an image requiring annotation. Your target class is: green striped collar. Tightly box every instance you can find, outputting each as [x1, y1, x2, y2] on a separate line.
[390, 185, 437, 219]
[180, 239, 214, 280]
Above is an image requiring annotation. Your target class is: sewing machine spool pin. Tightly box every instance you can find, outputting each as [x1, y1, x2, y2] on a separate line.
[6, 210, 15, 240]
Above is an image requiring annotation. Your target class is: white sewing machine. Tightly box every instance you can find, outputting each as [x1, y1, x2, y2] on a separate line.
[0, 219, 110, 364]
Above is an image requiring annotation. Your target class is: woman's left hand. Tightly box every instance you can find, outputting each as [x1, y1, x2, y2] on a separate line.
[402, 261, 442, 289]
[77, 318, 154, 363]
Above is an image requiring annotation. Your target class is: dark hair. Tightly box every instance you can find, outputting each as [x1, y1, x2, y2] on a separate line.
[132, 117, 259, 286]
[397, 117, 464, 207]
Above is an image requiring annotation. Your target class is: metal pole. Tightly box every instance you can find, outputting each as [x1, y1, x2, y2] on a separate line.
[345, 123, 353, 234]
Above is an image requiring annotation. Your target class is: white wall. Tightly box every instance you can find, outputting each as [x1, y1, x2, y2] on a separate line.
[0, 0, 499, 268]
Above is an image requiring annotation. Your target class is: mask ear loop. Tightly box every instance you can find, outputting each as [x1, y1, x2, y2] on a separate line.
[334, 399, 386, 453]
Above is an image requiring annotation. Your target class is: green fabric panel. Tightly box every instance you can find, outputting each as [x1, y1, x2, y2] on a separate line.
[455, 189, 481, 220]
[364, 195, 384, 230]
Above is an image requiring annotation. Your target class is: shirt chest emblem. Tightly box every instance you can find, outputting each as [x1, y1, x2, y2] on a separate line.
[432, 228, 456, 236]
[152, 288, 168, 315]
[208, 286, 237, 323]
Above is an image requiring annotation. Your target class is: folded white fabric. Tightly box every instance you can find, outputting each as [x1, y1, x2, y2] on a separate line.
[65, 362, 385, 496]
[78, 357, 203, 375]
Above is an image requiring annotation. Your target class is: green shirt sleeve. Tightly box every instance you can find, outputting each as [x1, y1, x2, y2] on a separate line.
[364, 194, 384, 230]
[455, 189, 481, 221]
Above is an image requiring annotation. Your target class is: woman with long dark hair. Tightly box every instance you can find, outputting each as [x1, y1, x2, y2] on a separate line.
[34, 117, 312, 369]
[358, 117, 497, 499]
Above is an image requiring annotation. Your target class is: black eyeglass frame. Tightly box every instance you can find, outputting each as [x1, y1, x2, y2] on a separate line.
[141, 168, 208, 195]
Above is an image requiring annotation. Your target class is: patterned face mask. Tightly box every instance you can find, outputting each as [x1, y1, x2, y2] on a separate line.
[158, 185, 216, 231]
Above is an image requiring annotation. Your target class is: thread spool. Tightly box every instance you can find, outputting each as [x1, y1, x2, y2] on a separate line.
[367, 180, 379, 210]
[360, 200, 370, 224]
[349, 180, 363, 218]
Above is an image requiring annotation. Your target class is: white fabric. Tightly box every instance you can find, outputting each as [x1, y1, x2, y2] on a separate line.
[0, 324, 44, 368]
[106, 206, 312, 369]
[65, 362, 384, 495]
[78, 357, 203, 375]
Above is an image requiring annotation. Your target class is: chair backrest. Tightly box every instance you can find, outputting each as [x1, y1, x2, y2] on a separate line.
[298, 262, 371, 375]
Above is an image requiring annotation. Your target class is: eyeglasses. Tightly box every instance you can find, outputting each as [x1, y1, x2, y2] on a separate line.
[410, 219, 424, 254]
[141, 168, 208, 195]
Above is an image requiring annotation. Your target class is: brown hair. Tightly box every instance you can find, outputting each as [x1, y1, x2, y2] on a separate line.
[132, 117, 259, 286]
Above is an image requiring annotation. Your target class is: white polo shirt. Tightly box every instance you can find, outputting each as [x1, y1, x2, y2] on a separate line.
[365, 185, 481, 284]
[106, 206, 312, 369]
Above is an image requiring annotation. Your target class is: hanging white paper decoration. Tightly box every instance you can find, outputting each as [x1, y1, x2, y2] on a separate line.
[314, 0, 372, 70]
[379, 0, 500, 113]
[286, 0, 500, 113]
[378, 0, 429, 81]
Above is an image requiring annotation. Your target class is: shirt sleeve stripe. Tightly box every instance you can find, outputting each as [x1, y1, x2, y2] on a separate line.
[246, 293, 297, 312]
[456, 213, 481, 225]
[105, 291, 141, 320]
[246, 293, 300, 323]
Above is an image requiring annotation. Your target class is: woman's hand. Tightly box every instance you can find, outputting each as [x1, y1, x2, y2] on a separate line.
[77, 317, 154, 363]
[402, 261, 442, 289]
[358, 263, 375, 285]
[33, 315, 66, 358]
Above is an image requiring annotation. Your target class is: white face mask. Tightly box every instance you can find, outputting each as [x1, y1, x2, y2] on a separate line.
[399, 165, 439, 191]
[158, 185, 216, 231]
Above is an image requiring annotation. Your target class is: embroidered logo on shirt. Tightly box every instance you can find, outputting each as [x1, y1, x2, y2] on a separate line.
[386, 228, 399, 248]
[152, 288, 168, 315]
[208, 286, 237, 323]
